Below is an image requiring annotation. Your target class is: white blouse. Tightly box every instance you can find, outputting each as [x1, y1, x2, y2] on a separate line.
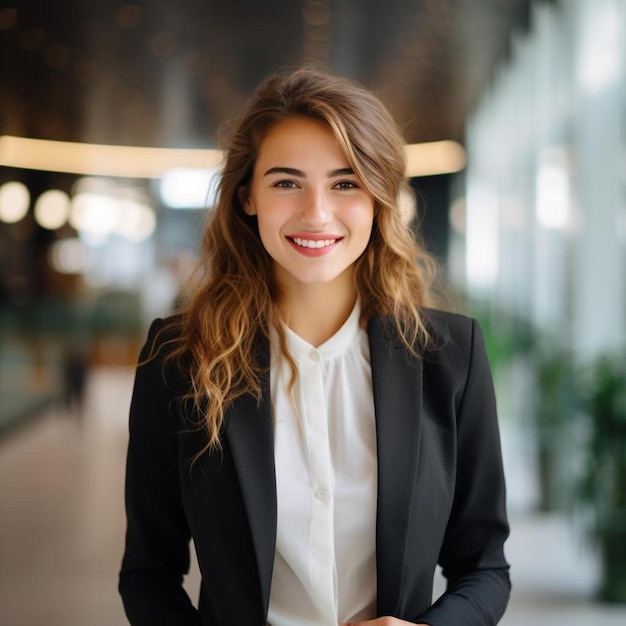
[267, 304, 378, 626]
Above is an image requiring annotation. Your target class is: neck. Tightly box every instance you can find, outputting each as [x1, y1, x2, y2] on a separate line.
[278, 274, 357, 347]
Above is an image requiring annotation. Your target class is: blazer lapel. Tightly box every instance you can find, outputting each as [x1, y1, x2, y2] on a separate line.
[368, 316, 424, 616]
[224, 340, 276, 619]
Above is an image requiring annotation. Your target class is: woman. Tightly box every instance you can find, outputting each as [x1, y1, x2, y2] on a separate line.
[119, 67, 510, 626]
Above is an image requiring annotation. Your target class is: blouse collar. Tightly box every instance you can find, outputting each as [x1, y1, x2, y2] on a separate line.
[282, 301, 363, 363]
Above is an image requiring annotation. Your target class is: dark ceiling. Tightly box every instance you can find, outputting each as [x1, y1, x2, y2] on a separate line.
[1, 0, 537, 151]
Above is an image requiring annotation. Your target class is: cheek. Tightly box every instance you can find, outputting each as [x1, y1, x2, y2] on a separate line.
[255, 204, 286, 236]
[257, 197, 305, 237]
[344, 200, 375, 233]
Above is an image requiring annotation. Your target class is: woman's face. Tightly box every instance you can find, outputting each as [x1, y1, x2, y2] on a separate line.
[243, 117, 375, 295]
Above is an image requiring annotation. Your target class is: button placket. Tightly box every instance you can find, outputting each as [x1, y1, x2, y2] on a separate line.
[303, 349, 335, 620]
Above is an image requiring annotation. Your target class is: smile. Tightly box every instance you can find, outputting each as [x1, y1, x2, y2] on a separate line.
[290, 237, 337, 249]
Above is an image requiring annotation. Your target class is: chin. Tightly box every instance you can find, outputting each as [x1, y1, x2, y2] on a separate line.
[287, 271, 344, 286]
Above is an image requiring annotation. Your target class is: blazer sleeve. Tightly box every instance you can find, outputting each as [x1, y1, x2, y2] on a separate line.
[119, 319, 202, 625]
[418, 318, 511, 626]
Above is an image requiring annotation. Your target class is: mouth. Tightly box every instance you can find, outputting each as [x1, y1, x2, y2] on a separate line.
[288, 236, 341, 249]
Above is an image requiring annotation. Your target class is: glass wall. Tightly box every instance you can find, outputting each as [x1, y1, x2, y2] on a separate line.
[455, 0, 626, 518]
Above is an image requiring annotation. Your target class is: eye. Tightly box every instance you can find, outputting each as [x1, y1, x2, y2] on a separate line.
[333, 180, 359, 190]
[273, 180, 298, 189]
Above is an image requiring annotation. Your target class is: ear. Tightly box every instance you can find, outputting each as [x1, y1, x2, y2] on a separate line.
[238, 185, 256, 216]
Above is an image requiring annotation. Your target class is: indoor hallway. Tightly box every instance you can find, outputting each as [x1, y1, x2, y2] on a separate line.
[1, 366, 626, 626]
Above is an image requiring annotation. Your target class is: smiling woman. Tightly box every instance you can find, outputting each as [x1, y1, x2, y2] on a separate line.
[119, 66, 511, 626]
[241, 116, 375, 338]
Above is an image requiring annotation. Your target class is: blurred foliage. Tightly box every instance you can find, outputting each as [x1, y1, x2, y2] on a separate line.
[535, 348, 581, 429]
[577, 351, 626, 602]
[579, 352, 626, 514]
[533, 346, 582, 512]
[475, 307, 626, 601]
[471, 306, 535, 373]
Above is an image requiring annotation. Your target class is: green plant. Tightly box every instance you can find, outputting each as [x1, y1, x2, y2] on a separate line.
[472, 307, 535, 374]
[578, 352, 626, 603]
[533, 348, 581, 512]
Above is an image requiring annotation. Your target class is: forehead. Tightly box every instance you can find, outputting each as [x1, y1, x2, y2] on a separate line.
[255, 116, 349, 166]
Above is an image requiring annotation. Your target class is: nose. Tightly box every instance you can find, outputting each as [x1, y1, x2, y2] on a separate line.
[300, 187, 331, 226]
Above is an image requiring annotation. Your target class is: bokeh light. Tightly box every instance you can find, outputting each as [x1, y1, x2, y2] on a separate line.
[159, 168, 219, 209]
[70, 192, 120, 236]
[34, 189, 71, 230]
[48, 237, 91, 274]
[0, 181, 30, 223]
[115, 199, 156, 242]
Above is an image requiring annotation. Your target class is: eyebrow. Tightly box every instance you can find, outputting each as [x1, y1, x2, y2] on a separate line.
[263, 166, 355, 178]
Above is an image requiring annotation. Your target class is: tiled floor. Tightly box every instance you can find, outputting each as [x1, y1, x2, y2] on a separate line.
[1, 366, 625, 625]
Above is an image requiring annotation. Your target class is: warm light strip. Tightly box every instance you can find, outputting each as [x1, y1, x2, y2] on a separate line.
[404, 140, 467, 177]
[0, 136, 224, 178]
[0, 135, 466, 178]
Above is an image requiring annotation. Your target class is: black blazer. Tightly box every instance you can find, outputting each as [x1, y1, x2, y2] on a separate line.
[119, 309, 510, 625]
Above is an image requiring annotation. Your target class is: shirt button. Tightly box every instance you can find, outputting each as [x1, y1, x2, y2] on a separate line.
[314, 488, 328, 500]
[309, 349, 321, 362]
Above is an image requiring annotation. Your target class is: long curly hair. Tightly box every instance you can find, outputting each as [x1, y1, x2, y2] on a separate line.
[159, 66, 440, 453]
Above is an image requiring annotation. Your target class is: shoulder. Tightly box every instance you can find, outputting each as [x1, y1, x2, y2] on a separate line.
[421, 308, 478, 347]
[409, 310, 496, 417]
[136, 314, 188, 393]
[143, 314, 184, 349]
[368, 307, 487, 372]
[368, 307, 481, 358]
[137, 314, 187, 366]
[419, 307, 489, 373]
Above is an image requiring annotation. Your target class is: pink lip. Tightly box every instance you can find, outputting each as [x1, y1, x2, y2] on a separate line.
[286, 232, 343, 240]
[286, 234, 343, 257]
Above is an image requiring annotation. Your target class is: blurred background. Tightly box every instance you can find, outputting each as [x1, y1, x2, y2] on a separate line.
[1, 0, 626, 624]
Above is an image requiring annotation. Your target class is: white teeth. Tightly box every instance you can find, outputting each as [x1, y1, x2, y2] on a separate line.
[292, 237, 336, 248]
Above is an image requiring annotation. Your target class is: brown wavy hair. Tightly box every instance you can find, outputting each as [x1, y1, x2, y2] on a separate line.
[160, 65, 440, 453]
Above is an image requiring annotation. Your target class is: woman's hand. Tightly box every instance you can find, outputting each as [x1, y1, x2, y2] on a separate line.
[339, 617, 428, 626]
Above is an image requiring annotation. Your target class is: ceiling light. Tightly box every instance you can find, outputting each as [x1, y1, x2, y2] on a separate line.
[404, 140, 467, 177]
[0, 135, 223, 179]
